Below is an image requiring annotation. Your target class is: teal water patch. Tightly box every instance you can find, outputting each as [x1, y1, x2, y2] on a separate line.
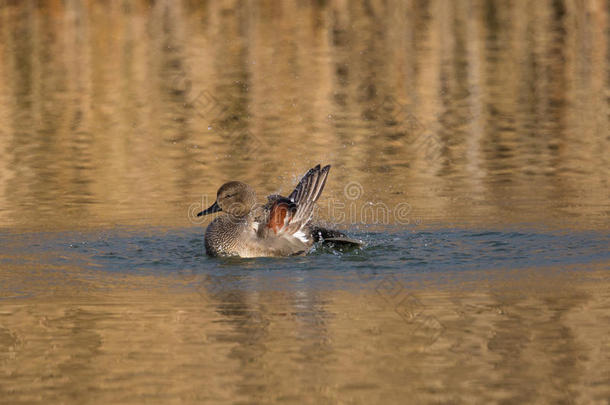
[1, 227, 607, 279]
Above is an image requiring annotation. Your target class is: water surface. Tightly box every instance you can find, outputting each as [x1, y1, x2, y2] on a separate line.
[0, 1, 609, 404]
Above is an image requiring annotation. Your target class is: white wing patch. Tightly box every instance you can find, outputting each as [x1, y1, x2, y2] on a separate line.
[293, 230, 309, 243]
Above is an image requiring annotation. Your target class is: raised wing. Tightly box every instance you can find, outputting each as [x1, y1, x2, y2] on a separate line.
[266, 164, 330, 235]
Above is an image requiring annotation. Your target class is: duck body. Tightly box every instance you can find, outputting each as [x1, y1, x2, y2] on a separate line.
[198, 164, 360, 258]
[204, 214, 312, 257]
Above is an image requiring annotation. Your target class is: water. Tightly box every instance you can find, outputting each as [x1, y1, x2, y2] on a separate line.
[1, 1, 609, 404]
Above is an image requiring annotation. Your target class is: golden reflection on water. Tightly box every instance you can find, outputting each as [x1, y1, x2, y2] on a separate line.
[0, 0, 608, 231]
[0, 1, 609, 404]
[1, 265, 609, 403]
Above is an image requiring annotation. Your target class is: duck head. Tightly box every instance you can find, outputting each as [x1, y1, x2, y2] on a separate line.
[197, 181, 257, 218]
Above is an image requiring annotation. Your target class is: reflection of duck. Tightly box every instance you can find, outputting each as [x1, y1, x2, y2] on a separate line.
[197, 164, 361, 257]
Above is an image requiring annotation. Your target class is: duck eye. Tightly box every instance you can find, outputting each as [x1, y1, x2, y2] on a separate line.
[224, 193, 234, 199]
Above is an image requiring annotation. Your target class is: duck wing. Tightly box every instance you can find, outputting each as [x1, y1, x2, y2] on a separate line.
[265, 164, 331, 236]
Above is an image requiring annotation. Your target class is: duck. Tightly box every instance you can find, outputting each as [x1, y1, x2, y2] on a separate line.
[197, 164, 361, 257]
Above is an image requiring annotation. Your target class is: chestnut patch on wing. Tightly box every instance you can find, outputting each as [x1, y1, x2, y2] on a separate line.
[267, 199, 296, 233]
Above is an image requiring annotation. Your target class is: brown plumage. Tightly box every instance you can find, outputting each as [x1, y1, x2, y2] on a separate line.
[197, 164, 361, 257]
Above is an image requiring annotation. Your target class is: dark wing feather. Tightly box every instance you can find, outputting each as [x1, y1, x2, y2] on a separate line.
[264, 165, 331, 235]
[282, 164, 330, 235]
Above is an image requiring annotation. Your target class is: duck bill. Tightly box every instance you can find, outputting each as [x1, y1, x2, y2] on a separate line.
[197, 201, 221, 216]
